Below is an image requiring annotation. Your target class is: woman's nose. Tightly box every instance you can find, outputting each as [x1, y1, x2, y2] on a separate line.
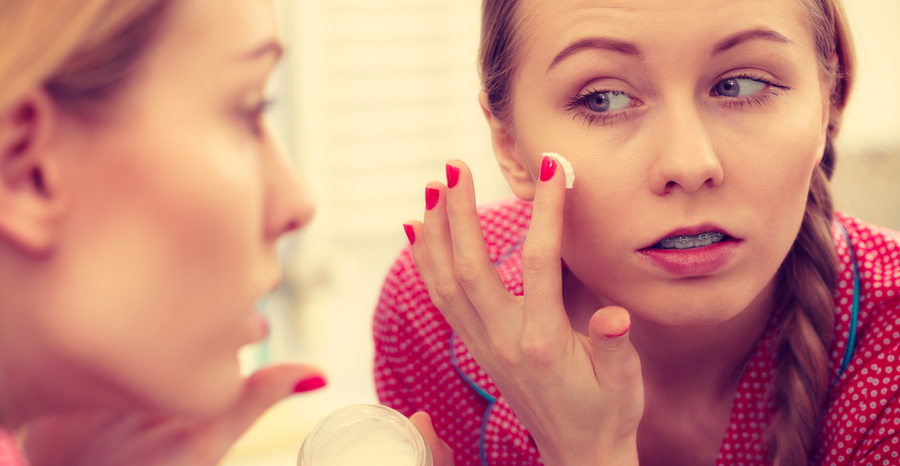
[649, 102, 724, 195]
[262, 134, 315, 241]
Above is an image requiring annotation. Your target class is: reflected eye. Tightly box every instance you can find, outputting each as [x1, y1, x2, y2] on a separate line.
[714, 77, 767, 97]
[244, 97, 275, 137]
[584, 91, 632, 112]
[565, 88, 639, 127]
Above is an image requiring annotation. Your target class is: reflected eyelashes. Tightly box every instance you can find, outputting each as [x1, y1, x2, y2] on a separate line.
[243, 97, 276, 137]
[714, 73, 791, 109]
[564, 73, 791, 128]
[565, 89, 637, 128]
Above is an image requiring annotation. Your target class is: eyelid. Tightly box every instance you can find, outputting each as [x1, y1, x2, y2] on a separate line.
[240, 96, 276, 138]
[711, 73, 790, 109]
[711, 72, 789, 94]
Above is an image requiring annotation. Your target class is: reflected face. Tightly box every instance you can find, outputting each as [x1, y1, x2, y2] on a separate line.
[505, 0, 830, 324]
[40, 0, 313, 414]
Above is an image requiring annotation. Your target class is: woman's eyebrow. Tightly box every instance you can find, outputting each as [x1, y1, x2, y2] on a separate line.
[711, 28, 792, 55]
[547, 27, 792, 72]
[236, 40, 284, 62]
[548, 37, 643, 72]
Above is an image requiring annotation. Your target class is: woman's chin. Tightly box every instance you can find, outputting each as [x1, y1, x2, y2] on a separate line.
[147, 361, 244, 417]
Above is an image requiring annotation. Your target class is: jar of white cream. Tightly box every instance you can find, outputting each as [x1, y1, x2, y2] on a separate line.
[297, 404, 433, 466]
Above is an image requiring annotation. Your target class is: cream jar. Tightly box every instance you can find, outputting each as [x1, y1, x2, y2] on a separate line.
[298, 404, 433, 466]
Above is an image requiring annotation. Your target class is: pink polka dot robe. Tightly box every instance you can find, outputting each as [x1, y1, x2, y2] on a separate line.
[374, 197, 900, 466]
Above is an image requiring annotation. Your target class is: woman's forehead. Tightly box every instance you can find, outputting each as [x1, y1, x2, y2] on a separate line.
[156, 0, 280, 63]
[516, 0, 813, 67]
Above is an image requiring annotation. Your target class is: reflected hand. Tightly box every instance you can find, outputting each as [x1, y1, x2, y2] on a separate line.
[22, 363, 324, 466]
[405, 159, 643, 466]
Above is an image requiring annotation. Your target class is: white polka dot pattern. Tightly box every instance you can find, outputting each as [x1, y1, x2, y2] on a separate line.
[373, 202, 900, 466]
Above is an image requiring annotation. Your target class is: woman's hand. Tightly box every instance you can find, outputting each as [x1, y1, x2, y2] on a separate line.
[21, 363, 324, 466]
[405, 158, 643, 466]
[410, 411, 455, 466]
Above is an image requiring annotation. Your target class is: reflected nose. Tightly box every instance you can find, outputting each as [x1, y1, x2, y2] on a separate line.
[649, 103, 723, 195]
[262, 133, 315, 241]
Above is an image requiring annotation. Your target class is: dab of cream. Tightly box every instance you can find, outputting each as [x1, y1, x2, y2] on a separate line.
[542, 152, 574, 189]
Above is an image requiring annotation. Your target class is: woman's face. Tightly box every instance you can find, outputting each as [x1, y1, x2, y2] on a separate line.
[31, 0, 312, 414]
[502, 0, 830, 325]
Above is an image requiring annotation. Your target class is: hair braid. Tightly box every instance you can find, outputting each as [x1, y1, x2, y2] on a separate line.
[764, 0, 854, 460]
[766, 166, 838, 465]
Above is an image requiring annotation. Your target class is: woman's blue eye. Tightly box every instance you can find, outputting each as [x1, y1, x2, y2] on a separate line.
[584, 91, 632, 112]
[714, 78, 767, 97]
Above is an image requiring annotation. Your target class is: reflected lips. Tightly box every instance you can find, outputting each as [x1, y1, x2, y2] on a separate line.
[639, 227, 740, 276]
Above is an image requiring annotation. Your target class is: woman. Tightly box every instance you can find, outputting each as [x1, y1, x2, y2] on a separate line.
[0, 0, 450, 464]
[375, 0, 900, 464]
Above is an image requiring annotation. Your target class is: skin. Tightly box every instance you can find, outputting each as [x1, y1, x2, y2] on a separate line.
[507, 0, 828, 330]
[0, 0, 309, 431]
[410, 0, 834, 464]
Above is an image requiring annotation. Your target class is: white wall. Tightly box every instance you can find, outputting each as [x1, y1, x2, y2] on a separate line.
[834, 0, 900, 153]
[830, 0, 900, 229]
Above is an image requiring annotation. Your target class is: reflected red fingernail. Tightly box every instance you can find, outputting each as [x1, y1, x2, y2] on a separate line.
[540, 156, 557, 182]
[605, 328, 629, 338]
[446, 164, 460, 189]
[403, 223, 415, 245]
[294, 375, 327, 393]
[426, 187, 440, 210]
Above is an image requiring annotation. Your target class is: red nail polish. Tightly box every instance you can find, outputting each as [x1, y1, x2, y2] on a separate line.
[540, 156, 557, 182]
[425, 187, 440, 210]
[446, 164, 460, 189]
[605, 328, 629, 338]
[403, 223, 415, 245]
[294, 375, 327, 393]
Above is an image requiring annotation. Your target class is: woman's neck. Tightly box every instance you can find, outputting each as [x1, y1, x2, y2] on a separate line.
[563, 268, 776, 400]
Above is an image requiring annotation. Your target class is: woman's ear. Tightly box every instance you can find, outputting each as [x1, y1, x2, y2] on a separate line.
[816, 53, 841, 167]
[478, 91, 536, 201]
[0, 89, 66, 256]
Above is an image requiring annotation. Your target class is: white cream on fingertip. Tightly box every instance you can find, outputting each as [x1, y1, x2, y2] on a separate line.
[542, 152, 574, 189]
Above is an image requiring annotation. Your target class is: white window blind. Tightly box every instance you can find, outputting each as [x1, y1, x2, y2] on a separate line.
[245, 0, 511, 420]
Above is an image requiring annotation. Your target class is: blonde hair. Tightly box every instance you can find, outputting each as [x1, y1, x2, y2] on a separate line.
[0, 0, 172, 117]
[478, 0, 856, 464]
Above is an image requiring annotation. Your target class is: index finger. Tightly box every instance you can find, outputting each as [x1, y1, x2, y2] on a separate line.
[521, 154, 569, 335]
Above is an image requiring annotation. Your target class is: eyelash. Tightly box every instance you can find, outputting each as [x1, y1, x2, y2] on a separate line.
[244, 97, 275, 136]
[715, 73, 791, 109]
[565, 74, 791, 128]
[565, 90, 634, 129]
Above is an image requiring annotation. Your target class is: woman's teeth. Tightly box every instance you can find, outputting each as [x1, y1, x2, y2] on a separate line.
[654, 232, 726, 250]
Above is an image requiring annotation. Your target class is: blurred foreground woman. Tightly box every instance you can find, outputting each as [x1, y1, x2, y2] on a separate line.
[0, 1, 319, 464]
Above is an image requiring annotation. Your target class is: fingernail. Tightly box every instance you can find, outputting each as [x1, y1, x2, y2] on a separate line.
[446, 164, 460, 189]
[605, 327, 629, 339]
[403, 223, 415, 245]
[425, 187, 440, 210]
[540, 155, 557, 182]
[294, 375, 327, 393]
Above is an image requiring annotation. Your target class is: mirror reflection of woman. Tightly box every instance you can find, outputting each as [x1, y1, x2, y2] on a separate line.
[375, 0, 900, 465]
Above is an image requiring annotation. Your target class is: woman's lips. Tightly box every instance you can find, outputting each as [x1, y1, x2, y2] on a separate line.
[248, 310, 269, 343]
[638, 238, 741, 276]
[638, 226, 740, 276]
[652, 231, 728, 249]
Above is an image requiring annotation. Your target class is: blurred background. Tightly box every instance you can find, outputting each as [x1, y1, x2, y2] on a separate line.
[223, 0, 900, 464]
